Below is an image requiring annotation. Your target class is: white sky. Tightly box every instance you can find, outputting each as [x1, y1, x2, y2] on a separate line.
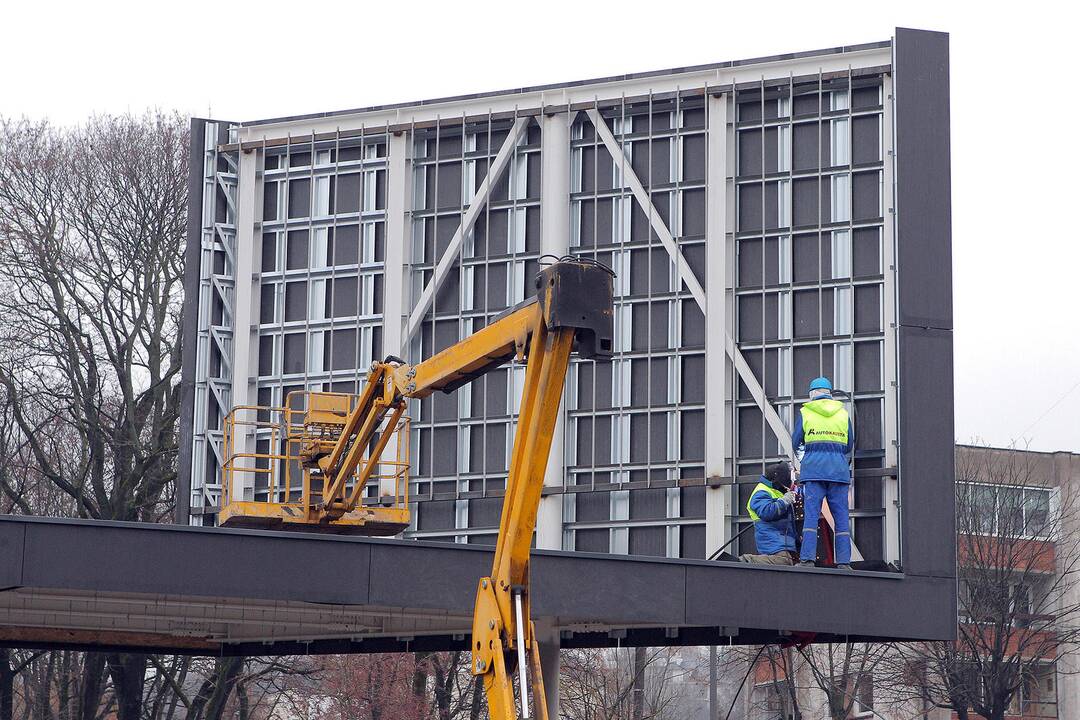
[3, 1, 1077, 453]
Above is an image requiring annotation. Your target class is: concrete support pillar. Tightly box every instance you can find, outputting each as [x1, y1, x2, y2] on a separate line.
[230, 149, 259, 502]
[704, 93, 732, 557]
[534, 619, 560, 716]
[536, 112, 570, 551]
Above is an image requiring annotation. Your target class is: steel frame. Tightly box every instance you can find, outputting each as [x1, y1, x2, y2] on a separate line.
[185, 43, 902, 565]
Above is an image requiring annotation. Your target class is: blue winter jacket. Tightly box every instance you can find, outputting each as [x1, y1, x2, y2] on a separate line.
[748, 478, 798, 555]
[792, 398, 855, 484]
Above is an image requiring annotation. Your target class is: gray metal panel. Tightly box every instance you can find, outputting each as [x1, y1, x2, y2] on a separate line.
[531, 553, 686, 625]
[176, 117, 207, 526]
[897, 325, 956, 578]
[895, 28, 952, 330]
[0, 515, 956, 649]
[18, 520, 372, 606]
[894, 27, 955, 580]
[685, 565, 955, 639]
[367, 539, 484, 612]
[0, 522, 24, 587]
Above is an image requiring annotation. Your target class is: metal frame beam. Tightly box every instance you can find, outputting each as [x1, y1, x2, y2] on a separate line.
[536, 113, 571, 551]
[231, 46, 891, 148]
[227, 149, 259, 503]
[704, 94, 732, 553]
[585, 109, 798, 466]
[401, 117, 530, 354]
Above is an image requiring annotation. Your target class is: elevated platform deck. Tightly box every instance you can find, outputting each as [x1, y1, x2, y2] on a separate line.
[0, 515, 954, 655]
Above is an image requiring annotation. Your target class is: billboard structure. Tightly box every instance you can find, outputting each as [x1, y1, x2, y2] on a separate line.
[179, 28, 953, 590]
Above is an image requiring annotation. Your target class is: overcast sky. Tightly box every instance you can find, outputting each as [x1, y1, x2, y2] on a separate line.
[3, 1, 1076, 453]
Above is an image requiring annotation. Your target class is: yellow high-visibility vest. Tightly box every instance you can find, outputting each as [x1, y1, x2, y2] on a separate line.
[800, 400, 849, 445]
[746, 482, 784, 521]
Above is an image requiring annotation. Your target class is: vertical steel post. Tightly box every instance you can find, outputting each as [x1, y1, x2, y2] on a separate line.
[705, 92, 732, 555]
[709, 644, 718, 720]
[230, 148, 259, 503]
[383, 131, 411, 499]
[536, 110, 570, 551]
[881, 72, 902, 567]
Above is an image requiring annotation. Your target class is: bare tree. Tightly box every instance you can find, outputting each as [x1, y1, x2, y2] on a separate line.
[284, 653, 432, 720]
[559, 647, 704, 720]
[889, 445, 1080, 720]
[0, 113, 187, 525]
[0, 113, 254, 720]
[794, 642, 889, 720]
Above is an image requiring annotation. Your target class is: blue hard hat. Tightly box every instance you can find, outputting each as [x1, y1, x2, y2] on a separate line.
[809, 376, 833, 392]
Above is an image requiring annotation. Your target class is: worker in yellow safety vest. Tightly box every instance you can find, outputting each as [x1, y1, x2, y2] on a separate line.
[792, 376, 855, 570]
[740, 462, 799, 565]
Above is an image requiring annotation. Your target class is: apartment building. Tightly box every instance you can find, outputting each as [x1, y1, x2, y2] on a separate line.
[744, 444, 1080, 720]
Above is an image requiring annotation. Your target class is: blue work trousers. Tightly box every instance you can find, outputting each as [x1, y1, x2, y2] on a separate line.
[799, 480, 851, 564]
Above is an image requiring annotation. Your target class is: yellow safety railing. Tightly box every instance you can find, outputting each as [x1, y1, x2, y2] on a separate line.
[219, 391, 410, 535]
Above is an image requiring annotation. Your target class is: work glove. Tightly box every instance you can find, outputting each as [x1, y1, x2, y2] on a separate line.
[781, 491, 797, 507]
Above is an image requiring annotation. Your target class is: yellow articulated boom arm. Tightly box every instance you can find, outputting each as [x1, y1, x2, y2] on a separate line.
[306, 256, 614, 719]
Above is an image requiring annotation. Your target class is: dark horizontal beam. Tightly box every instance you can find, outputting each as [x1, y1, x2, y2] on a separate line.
[0, 514, 954, 656]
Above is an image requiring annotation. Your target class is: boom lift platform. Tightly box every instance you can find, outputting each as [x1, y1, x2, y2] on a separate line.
[218, 256, 615, 719]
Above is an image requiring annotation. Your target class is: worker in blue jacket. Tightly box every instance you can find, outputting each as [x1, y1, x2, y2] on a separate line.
[740, 462, 798, 565]
[792, 376, 855, 569]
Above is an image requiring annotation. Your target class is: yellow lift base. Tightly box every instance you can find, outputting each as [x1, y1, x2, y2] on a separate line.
[217, 391, 411, 537]
[218, 501, 410, 536]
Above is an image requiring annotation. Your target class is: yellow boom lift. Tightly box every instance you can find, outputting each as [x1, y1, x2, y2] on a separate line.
[219, 256, 615, 719]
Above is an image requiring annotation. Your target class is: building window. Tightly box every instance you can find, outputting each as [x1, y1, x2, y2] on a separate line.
[846, 674, 874, 718]
[750, 682, 795, 720]
[958, 482, 1053, 539]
